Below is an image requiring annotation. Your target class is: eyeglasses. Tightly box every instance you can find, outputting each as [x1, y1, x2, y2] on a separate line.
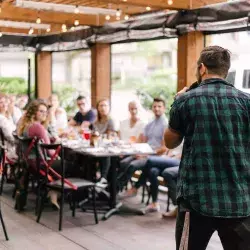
[38, 110, 47, 114]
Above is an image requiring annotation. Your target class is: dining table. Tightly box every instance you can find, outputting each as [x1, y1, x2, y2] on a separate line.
[62, 138, 155, 220]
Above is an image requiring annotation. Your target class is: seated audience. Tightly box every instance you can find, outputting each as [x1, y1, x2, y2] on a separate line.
[17, 100, 65, 209]
[94, 99, 117, 188]
[128, 144, 182, 214]
[16, 95, 28, 111]
[48, 94, 68, 131]
[119, 101, 145, 143]
[118, 98, 168, 191]
[68, 96, 96, 129]
[7, 95, 22, 125]
[0, 94, 17, 161]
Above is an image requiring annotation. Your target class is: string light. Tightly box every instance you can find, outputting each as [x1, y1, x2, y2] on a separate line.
[74, 19, 79, 26]
[105, 15, 110, 21]
[74, 5, 79, 14]
[124, 15, 129, 20]
[28, 28, 34, 35]
[116, 9, 121, 17]
[168, 0, 173, 5]
[46, 27, 50, 32]
[36, 17, 41, 24]
[146, 6, 151, 11]
[62, 24, 67, 32]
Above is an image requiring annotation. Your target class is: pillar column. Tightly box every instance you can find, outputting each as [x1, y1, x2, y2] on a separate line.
[91, 44, 111, 107]
[177, 32, 205, 91]
[35, 52, 52, 99]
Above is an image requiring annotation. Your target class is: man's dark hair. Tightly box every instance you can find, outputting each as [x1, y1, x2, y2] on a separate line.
[153, 97, 165, 107]
[76, 95, 86, 101]
[197, 46, 231, 78]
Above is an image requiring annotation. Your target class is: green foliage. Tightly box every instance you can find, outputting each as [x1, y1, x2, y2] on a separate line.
[136, 79, 176, 118]
[0, 77, 28, 94]
[52, 83, 77, 114]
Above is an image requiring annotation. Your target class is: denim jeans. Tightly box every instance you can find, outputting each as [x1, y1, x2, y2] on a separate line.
[142, 156, 180, 203]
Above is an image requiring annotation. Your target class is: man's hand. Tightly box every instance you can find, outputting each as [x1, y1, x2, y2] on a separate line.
[175, 87, 189, 99]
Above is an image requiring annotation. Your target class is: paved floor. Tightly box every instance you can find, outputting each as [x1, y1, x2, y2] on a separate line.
[0, 187, 223, 250]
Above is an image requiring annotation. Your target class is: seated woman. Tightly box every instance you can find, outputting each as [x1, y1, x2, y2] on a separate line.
[48, 94, 68, 134]
[93, 99, 117, 188]
[0, 93, 17, 161]
[17, 99, 65, 209]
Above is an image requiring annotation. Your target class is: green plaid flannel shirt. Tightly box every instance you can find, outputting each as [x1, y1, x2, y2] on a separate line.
[169, 78, 250, 218]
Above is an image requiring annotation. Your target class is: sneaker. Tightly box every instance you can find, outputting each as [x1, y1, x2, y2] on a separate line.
[142, 203, 160, 214]
[162, 207, 177, 219]
[96, 178, 108, 189]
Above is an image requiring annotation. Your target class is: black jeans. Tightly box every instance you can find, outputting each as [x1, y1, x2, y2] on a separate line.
[176, 208, 250, 250]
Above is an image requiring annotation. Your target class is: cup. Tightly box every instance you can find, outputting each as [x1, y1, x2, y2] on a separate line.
[83, 129, 91, 140]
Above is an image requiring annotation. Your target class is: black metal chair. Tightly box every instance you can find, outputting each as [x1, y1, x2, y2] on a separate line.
[0, 198, 9, 241]
[14, 136, 40, 212]
[0, 128, 17, 196]
[36, 143, 98, 231]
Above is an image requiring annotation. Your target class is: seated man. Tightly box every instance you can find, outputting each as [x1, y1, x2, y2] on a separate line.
[118, 98, 168, 191]
[119, 101, 145, 143]
[68, 95, 96, 129]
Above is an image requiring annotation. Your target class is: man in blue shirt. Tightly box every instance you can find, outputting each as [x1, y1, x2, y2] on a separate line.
[68, 95, 96, 129]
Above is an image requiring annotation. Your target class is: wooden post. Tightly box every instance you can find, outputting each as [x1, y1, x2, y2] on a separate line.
[35, 52, 52, 99]
[177, 32, 205, 91]
[91, 44, 111, 107]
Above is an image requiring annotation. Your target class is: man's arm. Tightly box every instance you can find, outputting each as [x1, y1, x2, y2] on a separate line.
[164, 128, 183, 149]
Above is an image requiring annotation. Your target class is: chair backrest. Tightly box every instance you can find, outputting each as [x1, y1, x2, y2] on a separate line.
[39, 143, 77, 190]
[0, 128, 5, 147]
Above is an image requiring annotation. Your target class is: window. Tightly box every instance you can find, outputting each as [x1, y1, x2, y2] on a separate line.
[226, 71, 236, 85]
[243, 70, 250, 89]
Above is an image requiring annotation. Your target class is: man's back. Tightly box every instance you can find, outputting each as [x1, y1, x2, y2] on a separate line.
[170, 78, 250, 218]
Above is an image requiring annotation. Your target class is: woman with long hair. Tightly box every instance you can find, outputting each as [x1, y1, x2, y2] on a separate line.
[94, 99, 116, 135]
[17, 100, 61, 210]
[94, 99, 117, 188]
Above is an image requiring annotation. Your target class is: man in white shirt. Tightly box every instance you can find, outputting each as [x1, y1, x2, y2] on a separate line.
[119, 101, 145, 143]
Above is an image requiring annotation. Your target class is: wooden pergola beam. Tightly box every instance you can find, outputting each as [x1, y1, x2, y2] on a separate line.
[94, 0, 226, 10]
[0, 2, 111, 27]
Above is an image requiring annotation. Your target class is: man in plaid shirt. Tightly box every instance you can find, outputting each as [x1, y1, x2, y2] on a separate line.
[165, 46, 250, 250]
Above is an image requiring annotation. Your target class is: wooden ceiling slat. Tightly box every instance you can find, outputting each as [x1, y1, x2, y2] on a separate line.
[0, 0, 227, 35]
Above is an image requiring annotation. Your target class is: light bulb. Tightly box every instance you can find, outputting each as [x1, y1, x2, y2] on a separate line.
[62, 24, 66, 29]
[124, 15, 129, 20]
[36, 17, 41, 24]
[74, 19, 79, 26]
[116, 9, 121, 17]
[168, 0, 173, 5]
[74, 5, 79, 14]
[46, 28, 51, 32]
[146, 6, 151, 11]
[0, 33, 2, 37]
[105, 15, 110, 21]
[28, 28, 34, 35]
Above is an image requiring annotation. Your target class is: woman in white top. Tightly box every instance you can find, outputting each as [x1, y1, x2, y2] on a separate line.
[120, 101, 145, 143]
[48, 94, 68, 131]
